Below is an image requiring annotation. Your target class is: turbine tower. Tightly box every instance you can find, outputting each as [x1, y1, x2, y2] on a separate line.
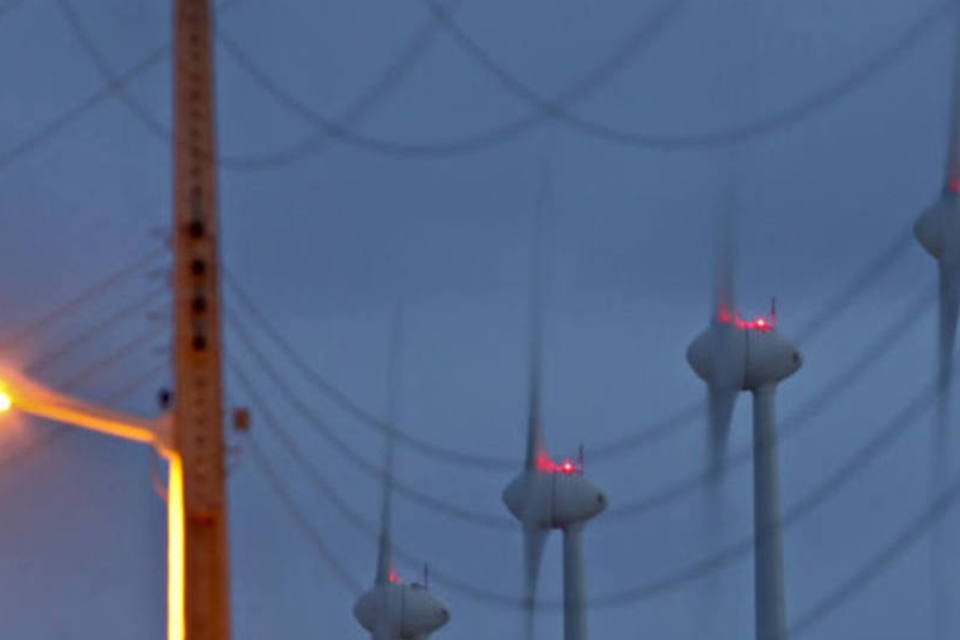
[686, 231, 802, 640]
[502, 162, 607, 640]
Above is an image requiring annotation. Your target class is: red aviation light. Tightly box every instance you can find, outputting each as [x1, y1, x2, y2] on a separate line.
[389, 568, 403, 584]
[716, 307, 776, 332]
[536, 452, 582, 475]
[949, 175, 960, 194]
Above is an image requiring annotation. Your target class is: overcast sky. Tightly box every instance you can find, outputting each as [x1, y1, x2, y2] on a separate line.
[0, 0, 958, 638]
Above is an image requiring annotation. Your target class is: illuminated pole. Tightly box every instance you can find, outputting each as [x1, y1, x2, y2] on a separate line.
[171, 0, 230, 638]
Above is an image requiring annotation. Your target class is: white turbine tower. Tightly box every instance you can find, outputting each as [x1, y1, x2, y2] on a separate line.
[913, 14, 960, 637]
[354, 307, 450, 640]
[686, 230, 802, 640]
[502, 161, 607, 640]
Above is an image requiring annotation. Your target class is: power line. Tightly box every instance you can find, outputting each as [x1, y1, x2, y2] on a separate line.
[54, 0, 465, 170]
[214, 0, 689, 162]
[792, 227, 916, 343]
[789, 468, 960, 636]
[0, 0, 245, 174]
[218, 0, 467, 170]
[415, 0, 955, 150]
[216, 0, 951, 158]
[0, 247, 164, 352]
[54, 0, 169, 140]
[51, 322, 165, 392]
[102, 361, 168, 406]
[33, 0, 949, 167]
[24, 286, 167, 375]
[0, 48, 167, 173]
[224, 273, 514, 470]
[226, 284, 932, 531]
[233, 344, 952, 611]
[602, 283, 935, 521]
[225, 338, 514, 529]
[223, 228, 916, 473]
[244, 434, 365, 595]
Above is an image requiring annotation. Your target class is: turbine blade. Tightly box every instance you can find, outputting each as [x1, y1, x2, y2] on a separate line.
[944, 13, 960, 190]
[376, 303, 405, 586]
[705, 316, 742, 481]
[932, 258, 958, 638]
[707, 385, 737, 482]
[524, 337, 545, 471]
[937, 260, 959, 399]
[525, 158, 552, 470]
[375, 436, 396, 586]
[712, 177, 738, 323]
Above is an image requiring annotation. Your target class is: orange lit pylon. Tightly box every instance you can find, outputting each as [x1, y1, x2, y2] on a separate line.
[171, 0, 230, 638]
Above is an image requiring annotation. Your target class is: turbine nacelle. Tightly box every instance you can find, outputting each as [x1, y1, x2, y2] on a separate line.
[353, 582, 450, 638]
[502, 466, 607, 529]
[915, 191, 960, 261]
[686, 314, 802, 391]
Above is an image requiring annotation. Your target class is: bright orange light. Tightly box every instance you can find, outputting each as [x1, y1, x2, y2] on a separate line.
[168, 454, 186, 640]
[0, 391, 12, 413]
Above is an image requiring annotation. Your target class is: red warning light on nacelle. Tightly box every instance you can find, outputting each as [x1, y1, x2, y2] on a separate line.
[536, 453, 582, 475]
[716, 309, 776, 332]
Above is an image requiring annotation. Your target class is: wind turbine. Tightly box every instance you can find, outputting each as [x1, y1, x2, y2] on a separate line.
[915, 16, 960, 405]
[686, 229, 803, 640]
[352, 440, 450, 639]
[502, 162, 608, 640]
[913, 15, 960, 637]
[354, 307, 450, 640]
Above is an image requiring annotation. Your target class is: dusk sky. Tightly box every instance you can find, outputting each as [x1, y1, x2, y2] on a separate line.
[0, 0, 958, 638]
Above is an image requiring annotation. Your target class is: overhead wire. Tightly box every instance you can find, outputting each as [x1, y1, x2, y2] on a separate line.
[789, 468, 960, 636]
[243, 433, 365, 595]
[213, 0, 690, 161]
[10, 0, 953, 171]
[213, 0, 954, 158]
[223, 226, 916, 474]
[0, 247, 164, 351]
[231, 345, 953, 610]
[50, 322, 166, 393]
[603, 283, 936, 521]
[414, 0, 955, 150]
[24, 286, 167, 375]
[53, 0, 465, 170]
[792, 226, 917, 343]
[225, 335, 514, 529]
[0, 0, 245, 174]
[224, 234, 938, 532]
[102, 361, 168, 406]
[216, 0, 467, 170]
[53, 0, 689, 164]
